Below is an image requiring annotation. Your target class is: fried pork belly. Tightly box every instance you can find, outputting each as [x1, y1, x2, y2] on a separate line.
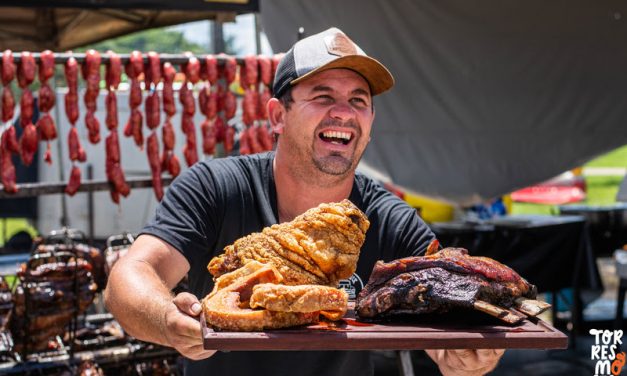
[208, 199, 369, 286]
[202, 261, 320, 331]
[250, 284, 348, 320]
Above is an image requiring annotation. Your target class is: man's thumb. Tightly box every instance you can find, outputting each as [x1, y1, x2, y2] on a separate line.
[172, 292, 202, 316]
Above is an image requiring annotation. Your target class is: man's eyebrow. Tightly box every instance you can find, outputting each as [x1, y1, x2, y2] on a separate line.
[311, 85, 333, 93]
[310, 86, 370, 97]
[351, 88, 370, 97]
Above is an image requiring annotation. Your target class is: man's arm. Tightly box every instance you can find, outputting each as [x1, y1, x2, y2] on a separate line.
[425, 349, 505, 376]
[104, 234, 216, 360]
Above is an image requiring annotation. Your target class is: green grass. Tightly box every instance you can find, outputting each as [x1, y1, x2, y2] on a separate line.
[585, 145, 627, 168]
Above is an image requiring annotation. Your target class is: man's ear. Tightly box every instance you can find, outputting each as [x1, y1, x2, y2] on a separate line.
[267, 98, 286, 135]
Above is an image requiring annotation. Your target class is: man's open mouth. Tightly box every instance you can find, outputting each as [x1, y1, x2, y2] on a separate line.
[319, 130, 352, 145]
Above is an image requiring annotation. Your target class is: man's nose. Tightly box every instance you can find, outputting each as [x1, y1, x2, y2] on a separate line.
[328, 102, 355, 122]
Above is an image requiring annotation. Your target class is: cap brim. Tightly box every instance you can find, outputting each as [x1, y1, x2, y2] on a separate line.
[290, 55, 395, 96]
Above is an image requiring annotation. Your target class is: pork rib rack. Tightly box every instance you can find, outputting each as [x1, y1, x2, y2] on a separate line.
[355, 241, 549, 325]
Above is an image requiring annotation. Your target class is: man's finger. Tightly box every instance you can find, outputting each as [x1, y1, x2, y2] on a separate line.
[173, 292, 202, 316]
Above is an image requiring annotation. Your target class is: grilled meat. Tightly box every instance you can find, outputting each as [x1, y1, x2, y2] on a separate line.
[356, 244, 537, 322]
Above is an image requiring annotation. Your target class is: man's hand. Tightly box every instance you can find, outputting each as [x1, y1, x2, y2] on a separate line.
[162, 292, 216, 360]
[425, 349, 505, 376]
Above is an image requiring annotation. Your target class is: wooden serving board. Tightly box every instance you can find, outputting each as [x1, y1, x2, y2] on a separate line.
[201, 309, 568, 351]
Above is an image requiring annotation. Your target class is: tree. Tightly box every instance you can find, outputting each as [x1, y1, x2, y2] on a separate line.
[79, 28, 207, 54]
[80, 26, 239, 55]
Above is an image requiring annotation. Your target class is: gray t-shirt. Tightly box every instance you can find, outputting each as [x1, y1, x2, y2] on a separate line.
[142, 151, 435, 376]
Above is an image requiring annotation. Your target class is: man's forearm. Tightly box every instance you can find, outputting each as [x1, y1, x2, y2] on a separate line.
[104, 259, 175, 347]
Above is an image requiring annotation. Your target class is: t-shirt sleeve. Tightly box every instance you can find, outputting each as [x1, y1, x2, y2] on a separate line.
[140, 164, 219, 264]
[390, 204, 437, 258]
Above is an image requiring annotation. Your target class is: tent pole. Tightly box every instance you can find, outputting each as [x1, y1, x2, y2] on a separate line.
[52, 76, 68, 228]
[212, 20, 225, 53]
[254, 13, 261, 55]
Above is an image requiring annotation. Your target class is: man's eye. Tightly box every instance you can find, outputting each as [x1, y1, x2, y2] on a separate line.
[351, 98, 368, 106]
[314, 95, 333, 102]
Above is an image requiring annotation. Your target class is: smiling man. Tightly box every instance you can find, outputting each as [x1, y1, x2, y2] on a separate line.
[105, 27, 504, 376]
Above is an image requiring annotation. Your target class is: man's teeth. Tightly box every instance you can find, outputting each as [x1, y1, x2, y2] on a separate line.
[322, 131, 351, 141]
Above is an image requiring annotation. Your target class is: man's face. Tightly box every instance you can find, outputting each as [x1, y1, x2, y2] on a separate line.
[277, 68, 375, 180]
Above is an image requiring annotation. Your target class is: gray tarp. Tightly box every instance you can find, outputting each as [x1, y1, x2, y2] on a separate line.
[260, 0, 627, 206]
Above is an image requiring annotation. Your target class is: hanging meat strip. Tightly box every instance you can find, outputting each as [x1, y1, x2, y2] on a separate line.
[223, 90, 236, 121]
[37, 50, 58, 164]
[224, 125, 235, 155]
[64, 57, 79, 124]
[68, 127, 86, 162]
[15, 52, 37, 165]
[241, 55, 258, 89]
[162, 119, 175, 152]
[0, 131, 17, 193]
[105, 91, 117, 131]
[220, 54, 237, 84]
[1, 51, 15, 124]
[257, 88, 274, 151]
[258, 56, 273, 88]
[1, 87, 14, 123]
[38, 50, 55, 82]
[146, 132, 163, 201]
[160, 63, 179, 177]
[105, 131, 130, 199]
[19, 122, 37, 165]
[2, 126, 18, 153]
[106, 50, 122, 90]
[145, 91, 160, 130]
[182, 53, 201, 85]
[104, 50, 129, 203]
[124, 51, 144, 149]
[205, 55, 218, 87]
[183, 121, 198, 166]
[162, 62, 176, 117]
[81, 50, 101, 144]
[200, 119, 217, 156]
[242, 89, 258, 127]
[65, 165, 81, 196]
[179, 60, 200, 166]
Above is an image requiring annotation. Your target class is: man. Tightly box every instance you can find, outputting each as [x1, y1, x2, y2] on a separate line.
[105, 27, 504, 375]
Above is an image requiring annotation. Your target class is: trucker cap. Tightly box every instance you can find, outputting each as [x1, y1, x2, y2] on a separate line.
[272, 27, 395, 99]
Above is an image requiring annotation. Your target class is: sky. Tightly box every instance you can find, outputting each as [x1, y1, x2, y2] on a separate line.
[168, 14, 274, 55]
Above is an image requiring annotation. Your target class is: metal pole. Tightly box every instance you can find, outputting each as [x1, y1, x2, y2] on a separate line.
[254, 13, 262, 55]
[9, 52, 245, 65]
[0, 176, 173, 199]
[52, 75, 68, 228]
[212, 21, 225, 53]
[87, 164, 94, 245]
